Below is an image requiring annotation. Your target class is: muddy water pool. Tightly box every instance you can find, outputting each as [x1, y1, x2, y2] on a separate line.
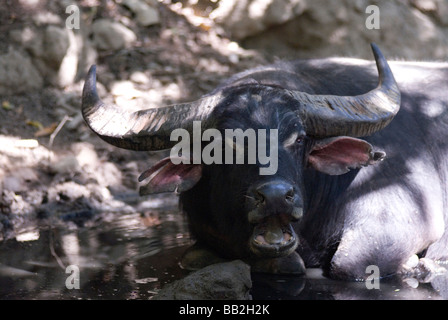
[1, 209, 447, 300]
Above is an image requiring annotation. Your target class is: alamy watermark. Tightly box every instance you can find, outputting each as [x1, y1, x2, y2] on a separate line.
[365, 265, 380, 289]
[65, 265, 80, 289]
[65, 5, 80, 30]
[65, 4, 380, 31]
[170, 121, 279, 175]
[365, 5, 380, 30]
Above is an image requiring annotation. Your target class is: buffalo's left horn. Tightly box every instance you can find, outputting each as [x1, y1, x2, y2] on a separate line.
[82, 65, 222, 151]
[288, 43, 401, 138]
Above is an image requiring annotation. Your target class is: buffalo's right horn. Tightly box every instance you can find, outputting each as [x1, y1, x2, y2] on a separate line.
[288, 43, 401, 138]
[82, 65, 223, 151]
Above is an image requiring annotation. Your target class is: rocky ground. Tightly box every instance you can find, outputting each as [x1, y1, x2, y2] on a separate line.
[0, 0, 267, 240]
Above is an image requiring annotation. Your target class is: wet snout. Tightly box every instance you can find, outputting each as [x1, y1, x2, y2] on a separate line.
[248, 180, 303, 223]
[247, 180, 302, 258]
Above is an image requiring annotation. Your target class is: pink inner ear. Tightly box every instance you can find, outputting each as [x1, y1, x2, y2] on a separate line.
[308, 136, 375, 175]
[138, 157, 172, 182]
[139, 157, 202, 194]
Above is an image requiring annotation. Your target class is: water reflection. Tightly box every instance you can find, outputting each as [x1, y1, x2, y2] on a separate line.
[0, 209, 447, 300]
[252, 272, 448, 300]
[0, 210, 190, 299]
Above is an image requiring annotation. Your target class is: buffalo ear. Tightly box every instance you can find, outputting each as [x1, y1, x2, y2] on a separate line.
[138, 157, 202, 195]
[307, 136, 385, 175]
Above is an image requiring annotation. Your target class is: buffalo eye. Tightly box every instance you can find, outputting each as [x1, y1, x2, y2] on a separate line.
[283, 131, 306, 148]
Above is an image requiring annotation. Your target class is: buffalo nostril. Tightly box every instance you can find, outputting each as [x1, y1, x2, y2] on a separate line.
[285, 188, 295, 203]
[248, 181, 302, 224]
[254, 190, 265, 205]
[254, 182, 296, 207]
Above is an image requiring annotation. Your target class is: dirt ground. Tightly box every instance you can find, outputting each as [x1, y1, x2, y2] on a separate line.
[0, 0, 271, 240]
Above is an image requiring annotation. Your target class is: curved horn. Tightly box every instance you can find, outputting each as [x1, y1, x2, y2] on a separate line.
[82, 65, 222, 151]
[288, 43, 401, 138]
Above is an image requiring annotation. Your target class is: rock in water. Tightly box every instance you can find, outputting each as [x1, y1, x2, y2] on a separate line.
[153, 260, 252, 300]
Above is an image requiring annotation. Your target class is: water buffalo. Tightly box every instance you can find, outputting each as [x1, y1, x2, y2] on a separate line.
[82, 44, 448, 280]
